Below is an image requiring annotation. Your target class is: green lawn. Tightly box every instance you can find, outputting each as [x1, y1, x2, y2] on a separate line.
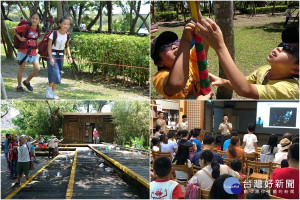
[150, 13, 297, 99]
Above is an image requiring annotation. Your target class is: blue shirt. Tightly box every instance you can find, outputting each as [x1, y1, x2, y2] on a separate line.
[4, 138, 9, 153]
[190, 139, 201, 152]
[161, 140, 178, 156]
[192, 150, 224, 166]
[223, 139, 231, 154]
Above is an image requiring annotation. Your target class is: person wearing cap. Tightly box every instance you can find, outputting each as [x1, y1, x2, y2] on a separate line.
[48, 135, 58, 158]
[198, 19, 299, 99]
[274, 138, 292, 163]
[151, 2, 213, 99]
[12, 135, 37, 188]
[271, 143, 299, 199]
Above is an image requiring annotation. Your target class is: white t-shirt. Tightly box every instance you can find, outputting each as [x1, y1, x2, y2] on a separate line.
[173, 159, 192, 181]
[243, 133, 257, 153]
[49, 31, 69, 50]
[48, 138, 57, 148]
[18, 142, 32, 162]
[189, 164, 241, 189]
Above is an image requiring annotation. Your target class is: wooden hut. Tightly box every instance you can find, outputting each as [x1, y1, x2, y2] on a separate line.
[62, 113, 115, 143]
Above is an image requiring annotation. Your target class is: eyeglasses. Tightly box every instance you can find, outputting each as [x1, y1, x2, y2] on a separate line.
[159, 40, 180, 53]
[278, 42, 299, 59]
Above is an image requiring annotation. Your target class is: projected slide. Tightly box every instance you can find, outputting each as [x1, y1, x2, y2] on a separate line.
[256, 102, 299, 129]
[269, 108, 296, 127]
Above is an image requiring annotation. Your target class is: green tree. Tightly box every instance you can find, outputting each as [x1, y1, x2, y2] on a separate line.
[111, 101, 149, 147]
[12, 101, 77, 138]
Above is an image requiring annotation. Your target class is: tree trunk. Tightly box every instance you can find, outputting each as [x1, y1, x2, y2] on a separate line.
[45, 1, 53, 18]
[271, 1, 276, 16]
[78, 3, 84, 26]
[87, 5, 101, 31]
[17, 1, 29, 21]
[129, 1, 141, 35]
[62, 1, 70, 18]
[214, 1, 234, 99]
[98, 2, 104, 32]
[1, 2, 13, 21]
[57, 1, 63, 22]
[70, 6, 78, 28]
[107, 1, 113, 33]
[1, 75, 7, 100]
[1, 11, 16, 59]
[26, 1, 39, 17]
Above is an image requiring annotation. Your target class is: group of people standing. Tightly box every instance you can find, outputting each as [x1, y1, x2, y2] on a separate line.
[3, 134, 63, 188]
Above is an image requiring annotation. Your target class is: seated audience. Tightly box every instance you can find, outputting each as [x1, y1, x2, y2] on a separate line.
[189, 129, 201, 152]
[189, 150, 241, 190]
[160, 131, 178, 156]
[271, 143, 299, 199]
[277, 132, 293, 149]
[192, 133, 224, 166]
[214, 135, 222, 151]
[209, 174, 239, 199]
[172, 138, 193, 181]
[151, 125, 161, 139]
[274, 138, 291, 163]
[151, 138, 160, 152]
[260, 134, 279, 172]
[226, 136, 246, 173]
[223, 131, 238, 153]
[150, 156, 184, 199]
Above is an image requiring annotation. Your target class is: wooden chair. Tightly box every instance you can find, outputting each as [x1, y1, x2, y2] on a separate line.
[271, 162, 281, 170]
[246, 160, 272, 182]
[151, 149, 173, 161]
[192, 164, 201, 174]
[223, 158, 234, 167]
[245, 152, 258, 161]
[199, 188, 210, 199]
[216, 150, 226, 157]
[171, 163, 193, 187]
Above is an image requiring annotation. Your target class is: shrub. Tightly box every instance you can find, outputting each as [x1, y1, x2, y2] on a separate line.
[240, 5, 287, 14]
[4, 20, 19, 42]
[70, 32, 149, 86]
[156, 11, 177, 21]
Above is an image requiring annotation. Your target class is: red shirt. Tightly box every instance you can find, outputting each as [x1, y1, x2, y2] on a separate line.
[16, 24, 39, 56]
[151, 179, 184, 199]
[93, 131, 98, 137]
[270, 167, 299, 199]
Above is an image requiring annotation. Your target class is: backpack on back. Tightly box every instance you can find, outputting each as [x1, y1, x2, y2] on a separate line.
[13, 20, 40, 49]
[37, 30, 70, 60]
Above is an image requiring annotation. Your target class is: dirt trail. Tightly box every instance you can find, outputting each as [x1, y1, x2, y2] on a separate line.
[1, 58, 148, 100]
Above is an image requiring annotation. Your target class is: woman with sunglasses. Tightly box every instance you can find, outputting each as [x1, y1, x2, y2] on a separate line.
[198, 20, 298, 100]
[151, 2, 213, 99]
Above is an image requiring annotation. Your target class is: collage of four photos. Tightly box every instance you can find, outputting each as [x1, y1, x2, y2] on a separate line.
[1, 0, 299, 199]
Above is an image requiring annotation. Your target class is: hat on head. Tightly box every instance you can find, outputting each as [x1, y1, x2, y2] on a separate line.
[280, 138, 292, 151]
[151, 31, 178, 64]
[19, 135, 27, 141]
